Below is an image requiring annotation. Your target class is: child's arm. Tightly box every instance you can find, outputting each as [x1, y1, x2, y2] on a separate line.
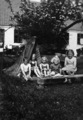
[35, 61, 37, 67]
[51, 57, 55, 63]
[40, 64, 42, 71]
[73, 57, 77, 68]
[28, 64, 31, 76]
[20, 64, 26, 77]
[64, 57, 67, 67]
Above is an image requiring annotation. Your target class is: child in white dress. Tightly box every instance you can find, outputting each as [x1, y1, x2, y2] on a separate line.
[61, 49, 77, 82]
[40, 56, 50, 77]
[20, 58, 32, 81]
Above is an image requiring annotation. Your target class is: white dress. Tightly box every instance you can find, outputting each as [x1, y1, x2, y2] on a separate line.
[20, 63, 31, 73]
[61, 57, 77, 73]
[20, 63, 31, 80]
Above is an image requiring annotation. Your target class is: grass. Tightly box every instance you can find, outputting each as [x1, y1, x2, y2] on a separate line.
[1, 55, 83, 120]
[1, 72, 83, 120]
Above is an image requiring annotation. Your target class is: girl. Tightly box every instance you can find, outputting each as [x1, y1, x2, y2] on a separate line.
[50, 55, 61, 75]
[61, 49, 77, 82]
[30, 54, 37, 76]
[40, 56, 50, 77]
[20, 58, 32, 81]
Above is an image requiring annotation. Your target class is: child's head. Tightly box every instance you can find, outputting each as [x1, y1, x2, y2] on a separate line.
[32, 54, 36, 60]
[42, 56, 48, 63]
[66, 49, 74, 59]
[53, 56, 60, 64]
[23, 58, 28, 65]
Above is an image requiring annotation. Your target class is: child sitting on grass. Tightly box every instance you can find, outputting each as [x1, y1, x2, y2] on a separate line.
[30, 53, 37, 77]
[50, 54, 61, 76]
[40, 56, 50, 77]
[20, 58, 32, 81]
[61, 49, 77, 83]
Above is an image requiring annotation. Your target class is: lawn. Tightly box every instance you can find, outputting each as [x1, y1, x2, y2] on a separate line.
[1, 73, 83, 120]
[0, 54, 83, 120]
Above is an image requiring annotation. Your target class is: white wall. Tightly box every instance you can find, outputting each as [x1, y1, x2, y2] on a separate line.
[68, 31, 77, 49]
[0, 26, 15, 49]
[4, 27, 15, 48]
[66, 30, 83, 56]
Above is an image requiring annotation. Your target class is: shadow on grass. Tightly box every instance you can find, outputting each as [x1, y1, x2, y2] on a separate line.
[1, 73, 83, 120]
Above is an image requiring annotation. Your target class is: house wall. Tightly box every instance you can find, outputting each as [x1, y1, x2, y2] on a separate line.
[66, 30, 83, 56]
[68, 31, 77, 49]
[0, 26, 15, 49]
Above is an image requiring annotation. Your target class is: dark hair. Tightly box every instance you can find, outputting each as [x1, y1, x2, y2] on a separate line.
[23, 57, 27, 62]
[66, 49, 74, 56]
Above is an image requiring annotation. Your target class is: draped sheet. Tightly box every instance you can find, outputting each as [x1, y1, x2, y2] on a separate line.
[4, 39, 35, 77]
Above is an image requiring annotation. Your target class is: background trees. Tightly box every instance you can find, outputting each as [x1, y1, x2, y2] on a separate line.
[6, 0, 83, 50]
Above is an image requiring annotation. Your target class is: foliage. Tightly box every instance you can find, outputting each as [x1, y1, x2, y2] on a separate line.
[5, 0, 83, 49]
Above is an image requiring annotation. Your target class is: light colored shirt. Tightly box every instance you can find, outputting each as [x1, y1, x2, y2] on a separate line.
[20, 63, 31, 73]
[51, 55, 60, 64]
[40, 63, 49, 71]
[65, 57, 77, 68]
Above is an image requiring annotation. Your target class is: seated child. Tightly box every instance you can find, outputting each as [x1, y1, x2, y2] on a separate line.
[20, 58, 32, 81]
[51, 53, 59, 63]
[30, 53, 37, 76]
[40, 56, 50, 77]
[50, 55, 61, 76]
[61, 49, 77, 82]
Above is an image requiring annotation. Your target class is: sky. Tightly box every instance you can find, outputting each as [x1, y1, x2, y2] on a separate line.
[30, 0, 41, 2]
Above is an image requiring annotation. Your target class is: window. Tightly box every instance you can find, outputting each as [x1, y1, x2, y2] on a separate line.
[14, 29, 21, 43]
[0, 29, 4, 48]
[78, 33, 83, 45]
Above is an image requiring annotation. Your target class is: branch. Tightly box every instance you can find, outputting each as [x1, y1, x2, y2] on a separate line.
[58, 19, 83, 36]
[5, 0, 15, 16]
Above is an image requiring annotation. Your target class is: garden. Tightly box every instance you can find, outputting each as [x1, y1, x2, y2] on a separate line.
[1, 0, 83, 120]
[0, 50, 83, 120]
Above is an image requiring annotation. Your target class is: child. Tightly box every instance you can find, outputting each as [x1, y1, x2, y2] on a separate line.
[61, 49, 77, 82]
[30, 54, 37, 76]
[51, 53, 60, 63]
[50, 55, 61, 76]
[20, 58, 32, 81]
[40, 56, 50, 77]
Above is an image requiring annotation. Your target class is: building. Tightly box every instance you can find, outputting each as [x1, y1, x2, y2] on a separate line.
[0, 0, 40, 50]
[0, 0, 22, 50]
[65, 20, 83, 56]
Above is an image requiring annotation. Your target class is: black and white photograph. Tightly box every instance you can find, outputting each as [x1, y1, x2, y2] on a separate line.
[0, 0, 83, 120]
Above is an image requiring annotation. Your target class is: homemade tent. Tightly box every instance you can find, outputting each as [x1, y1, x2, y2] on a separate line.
[4, 36, 83, 83]
[4, 37, 41, 77]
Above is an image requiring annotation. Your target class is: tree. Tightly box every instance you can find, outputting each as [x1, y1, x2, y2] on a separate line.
[4, 0, 83, 76]
[5, 0, 83, 48]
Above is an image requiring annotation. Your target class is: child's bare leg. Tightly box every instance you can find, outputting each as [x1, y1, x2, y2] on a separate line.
[23, 75, 28, 81]
[66, 71, 72, 83]
[61, 70, 65, 75]
[61, 70, 68, 83]
[34, 67, 43, 78]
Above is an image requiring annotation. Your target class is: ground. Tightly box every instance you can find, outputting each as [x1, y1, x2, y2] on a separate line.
[0, 54, 83, 120]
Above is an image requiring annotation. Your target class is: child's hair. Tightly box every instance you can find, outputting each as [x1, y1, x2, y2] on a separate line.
[32, 53, 36, 57]
[23, 57, 27, 62]
[42, 56, 48, 62]
[66, 49, 74, 56]
[31, 53, 36, 60]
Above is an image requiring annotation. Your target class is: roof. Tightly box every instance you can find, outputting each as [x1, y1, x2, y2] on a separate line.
[65, 19, 83, 31]
[0, 0, 40, 26]
[0, 0, 21, 26]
